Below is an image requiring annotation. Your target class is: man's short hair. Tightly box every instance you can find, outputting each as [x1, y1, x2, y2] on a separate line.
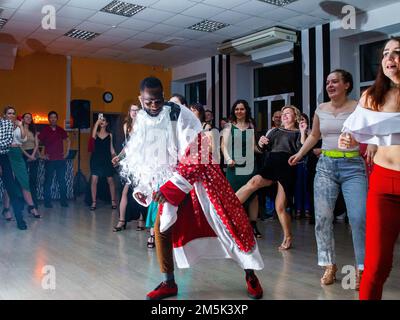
[140, 77, 163, 92]
[48, 111, 58, 119]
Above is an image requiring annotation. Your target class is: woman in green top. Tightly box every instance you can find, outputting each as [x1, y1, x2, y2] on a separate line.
[221, 100, 262, 238]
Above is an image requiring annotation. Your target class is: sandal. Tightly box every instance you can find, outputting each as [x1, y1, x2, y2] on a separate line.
[28, 205, 41, 218]
[111, 200, 118, 210]
[278, 236, 293, 251]
[147, 235, 155, 248]
[2, 208, 12, 221]
[113, 220, 127, 232]
[136, 219, 145, 231]
[90, 202, 96, 211]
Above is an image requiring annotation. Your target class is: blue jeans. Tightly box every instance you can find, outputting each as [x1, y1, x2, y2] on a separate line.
[314, 155, 367, 269]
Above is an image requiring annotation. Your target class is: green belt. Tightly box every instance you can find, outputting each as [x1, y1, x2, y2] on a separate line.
[322, 150, 359, 158]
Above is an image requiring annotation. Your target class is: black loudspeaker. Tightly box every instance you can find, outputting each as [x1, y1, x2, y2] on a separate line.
[70, 99, 90, 129]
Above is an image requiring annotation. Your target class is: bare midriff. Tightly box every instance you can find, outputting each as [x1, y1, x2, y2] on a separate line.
[374, 145, 400, 171]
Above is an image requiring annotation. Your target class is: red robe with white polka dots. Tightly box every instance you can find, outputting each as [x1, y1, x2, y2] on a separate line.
[158, 133, 264, 270]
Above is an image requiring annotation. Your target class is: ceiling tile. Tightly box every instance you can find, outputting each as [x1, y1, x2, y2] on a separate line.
[281, 14, 327, 29]
[76, 21, 111, 33]
[213, 25, 250, 37]
[146, 24, 181, 35]
[57, 6, 97, 20]
[88, 11, 129, 26]
[0, 0, 25, 9]
[173, 28, 208, 40]
[132, 31, 164, 41]
[133, 8, 176, 22]
[236, 16, 274, 30]
[180, 3, 225, 19]
[102, 27, 139, 38]
[65, 0, 111, 10]
[202, 0, 251, 10]
[150, 0, 196, 13]
[54, 17, 82, 30]
[0, 7, 15, 19]
[209, 10, 252, 25]
[18, 0, 63, 12]
[162, 14, 201, 28]
[117, 18, 156, 31]
[112, 38, 149, 50]
[259, 7, 301, 20]
[231, 0, 277, 16]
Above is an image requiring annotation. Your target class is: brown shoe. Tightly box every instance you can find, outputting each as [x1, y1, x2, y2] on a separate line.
[355, 268, 363, 291]
[321, 264, 337, 285]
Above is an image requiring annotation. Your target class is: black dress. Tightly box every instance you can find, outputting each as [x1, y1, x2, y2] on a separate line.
[90, 134, 115, 178]
[258, 128, 302, 202]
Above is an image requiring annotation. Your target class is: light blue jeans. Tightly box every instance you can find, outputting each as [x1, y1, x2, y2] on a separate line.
[314, 155, 367, 269]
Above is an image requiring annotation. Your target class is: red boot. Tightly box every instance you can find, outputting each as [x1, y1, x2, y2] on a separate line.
[146, 281, 178, 300]
[246, 274, 263, 299]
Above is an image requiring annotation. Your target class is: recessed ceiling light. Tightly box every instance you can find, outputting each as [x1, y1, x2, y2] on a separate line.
[101, 1, 146, 17]
[64, 29, 100, 41]
[0, 18, 8, 29]
[188, 20, 229, 33]
[257, 0, 298, 6]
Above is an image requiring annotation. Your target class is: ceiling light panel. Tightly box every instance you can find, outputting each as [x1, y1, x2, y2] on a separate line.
[100, 1, 146, 17]
[0, 18, 8, 29]
[188, 20, 229, 32]
[64, 29, 100, 40]
[257, 0, 298, 6]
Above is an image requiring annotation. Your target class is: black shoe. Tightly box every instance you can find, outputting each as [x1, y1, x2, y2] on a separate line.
[44, 202, 53, 208]
[113, 220, 127, 232]
[17, 219, 27, 230]
[251, 221, 262, 238]
[60, 202, 68, 207]
[28, 205, 41, 218]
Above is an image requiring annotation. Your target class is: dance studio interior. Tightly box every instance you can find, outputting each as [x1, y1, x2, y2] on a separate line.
[0, 0, 399, 303]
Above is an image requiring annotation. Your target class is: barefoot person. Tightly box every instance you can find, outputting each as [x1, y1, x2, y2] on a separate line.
[340, 37, 400, 300]
[120, 77, 264, 300]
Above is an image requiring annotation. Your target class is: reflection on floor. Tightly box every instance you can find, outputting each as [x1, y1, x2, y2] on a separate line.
[0, 199, 399, 300]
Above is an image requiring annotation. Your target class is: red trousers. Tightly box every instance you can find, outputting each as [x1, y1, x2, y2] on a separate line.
[360, 164, 400, 300]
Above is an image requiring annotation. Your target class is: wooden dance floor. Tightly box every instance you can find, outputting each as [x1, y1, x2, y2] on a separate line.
[0, 199, 399, 300]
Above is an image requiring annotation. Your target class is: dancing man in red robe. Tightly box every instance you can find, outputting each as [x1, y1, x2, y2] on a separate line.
[120, 77, 264, 300]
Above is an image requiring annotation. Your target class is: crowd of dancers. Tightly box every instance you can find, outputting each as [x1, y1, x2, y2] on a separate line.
[0, 37, 399, 300]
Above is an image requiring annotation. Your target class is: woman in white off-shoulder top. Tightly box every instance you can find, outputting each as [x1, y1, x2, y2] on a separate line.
[340, 37, 400, 300]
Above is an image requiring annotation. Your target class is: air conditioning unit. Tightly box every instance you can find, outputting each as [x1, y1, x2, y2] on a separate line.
[218, 27, 297, 56]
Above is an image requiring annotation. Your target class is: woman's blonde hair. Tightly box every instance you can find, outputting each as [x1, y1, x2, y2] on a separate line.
[281, 105, 301, 127]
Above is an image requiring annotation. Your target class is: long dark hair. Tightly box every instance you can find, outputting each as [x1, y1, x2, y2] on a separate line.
[124, 104, 141, 134]
[365, 37, 400, 111]
[190, 102, 206, 123]
[229, 99, 252, 124]
[22, 113, 37, 135]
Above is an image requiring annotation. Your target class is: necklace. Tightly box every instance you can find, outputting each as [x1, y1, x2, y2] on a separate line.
[390, 81, 400, 89]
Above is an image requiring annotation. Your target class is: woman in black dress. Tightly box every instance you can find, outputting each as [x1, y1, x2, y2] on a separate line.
[112, 104, 147, 233]
[89, 115, 117, 210]
[236, 106, 306, 250]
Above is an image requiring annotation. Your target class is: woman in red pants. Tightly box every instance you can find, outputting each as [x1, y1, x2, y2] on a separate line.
[340, 37, 400, 300]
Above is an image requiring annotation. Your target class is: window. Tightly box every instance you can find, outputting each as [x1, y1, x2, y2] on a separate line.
[185, 80, 206, 106]
[254, 62, 295, 98]
[360, 39, 387, 83]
